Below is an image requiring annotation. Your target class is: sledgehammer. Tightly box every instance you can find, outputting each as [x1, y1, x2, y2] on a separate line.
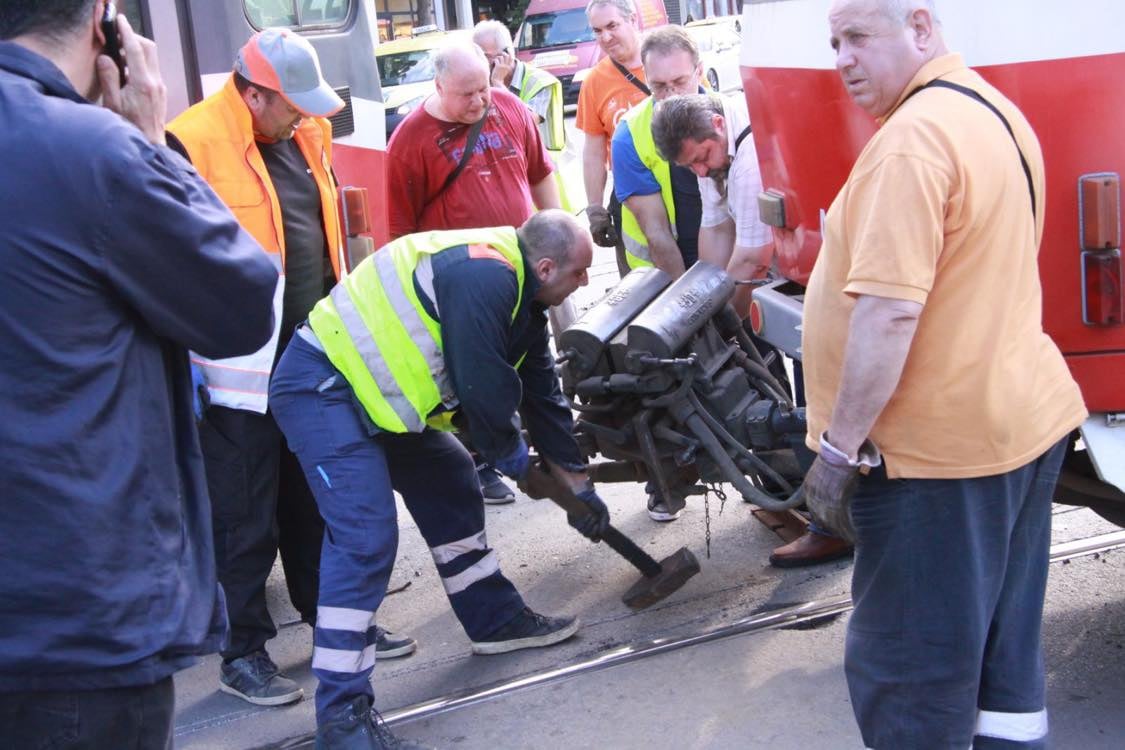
[519, 460, 701, 610]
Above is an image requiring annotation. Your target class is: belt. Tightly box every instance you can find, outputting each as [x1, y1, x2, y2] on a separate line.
[296, 323, 325, 352]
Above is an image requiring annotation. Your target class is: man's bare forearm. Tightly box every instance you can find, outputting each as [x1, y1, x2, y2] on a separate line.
[826, 294, 923, 458]
[582, 134, 608, 208]
[530, 173, 560, 210]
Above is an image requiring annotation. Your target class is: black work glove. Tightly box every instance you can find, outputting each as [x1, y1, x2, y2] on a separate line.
[568, 487, 611, 542]
[585, 205, 618, 248]
[802, 433, 881, 544]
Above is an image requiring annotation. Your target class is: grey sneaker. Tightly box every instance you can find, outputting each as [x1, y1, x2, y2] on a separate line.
[647, 492, 684, 522]
[470, 607, 579, 655]
[375, 626, 416, 660]
[315, 695, 434, 750]
[477, 464, 516, 505]
[219, 650, 303, 706]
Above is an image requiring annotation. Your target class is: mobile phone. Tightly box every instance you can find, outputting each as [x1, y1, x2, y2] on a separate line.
[101, 2, 126, 87]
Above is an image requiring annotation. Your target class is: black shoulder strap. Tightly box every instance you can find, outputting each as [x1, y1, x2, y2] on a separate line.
[426, 110, 489, 209]
[902, 79, 1036, 219]
[734, 124, 752, 152]
[612, 59, 651, 96]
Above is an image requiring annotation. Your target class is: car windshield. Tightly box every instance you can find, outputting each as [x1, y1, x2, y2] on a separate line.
[377, 49, 436, 87]
[516, 10, 595, 49]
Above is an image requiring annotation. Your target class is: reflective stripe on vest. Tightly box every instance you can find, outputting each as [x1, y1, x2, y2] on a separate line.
[308, 228, 524, 433]
[518, 66, 565, 153]
[190, 253, 283, 413]
[619, 97, 677, 270]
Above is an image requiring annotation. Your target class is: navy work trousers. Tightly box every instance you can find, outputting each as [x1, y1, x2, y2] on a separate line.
[0, 677, 174, 749]
[269, 334, 526, 722]
[197, 403, 324, 661]
[846, 439, 1067, 749]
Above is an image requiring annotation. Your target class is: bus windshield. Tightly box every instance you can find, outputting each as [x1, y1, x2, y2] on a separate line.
[516, 10, 595, 50]
[376, 50, 436, 87]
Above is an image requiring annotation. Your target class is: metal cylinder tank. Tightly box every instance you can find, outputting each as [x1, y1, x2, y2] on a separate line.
[558, 267, 673, 379]
[626, 262, 734, 359]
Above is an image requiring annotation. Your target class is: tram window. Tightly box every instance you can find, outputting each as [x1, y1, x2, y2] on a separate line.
[118, 0, 149, 36]
[243, 0, 352, 30]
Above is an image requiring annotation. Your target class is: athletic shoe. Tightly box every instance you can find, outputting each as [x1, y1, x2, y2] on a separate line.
[374, 626, 416, 660]
[477, 464, 516, 505]
[219, 650, 303, 706]
[470, 607, 580, 655]
[315, 695, 434, 750]
[647, 492, 684, 522]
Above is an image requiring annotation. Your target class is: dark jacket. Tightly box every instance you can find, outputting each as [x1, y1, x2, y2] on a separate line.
[426, 242, 585, 472]
[0, 42, 277, 691]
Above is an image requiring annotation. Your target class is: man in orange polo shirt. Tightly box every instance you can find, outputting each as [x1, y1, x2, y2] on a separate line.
[577, 0, 650, 272]
[802, 1, 1087, 747]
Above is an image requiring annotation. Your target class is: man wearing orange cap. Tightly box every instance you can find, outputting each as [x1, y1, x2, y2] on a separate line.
[169, 28, 415, 708]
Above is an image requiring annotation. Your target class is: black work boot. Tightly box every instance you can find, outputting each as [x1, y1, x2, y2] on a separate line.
[470, 607, 580, 655]
[315, 696, 435, 750]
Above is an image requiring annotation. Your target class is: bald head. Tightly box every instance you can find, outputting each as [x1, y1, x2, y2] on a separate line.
[432, 40, 491, 123]
[520, 210, 593, 307]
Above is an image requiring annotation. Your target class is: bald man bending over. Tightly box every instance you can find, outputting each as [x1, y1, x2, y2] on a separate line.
[386, 40, 560, 240]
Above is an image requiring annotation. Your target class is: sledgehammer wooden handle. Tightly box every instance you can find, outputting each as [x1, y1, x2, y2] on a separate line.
[521, 462, 663, 578]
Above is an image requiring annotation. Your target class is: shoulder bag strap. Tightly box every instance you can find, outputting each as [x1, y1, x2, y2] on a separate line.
[424, 110, 490, 212]
[734, 124, 752, 152]
[612, 59, 651, 96]
[902, 79, 1036, 219]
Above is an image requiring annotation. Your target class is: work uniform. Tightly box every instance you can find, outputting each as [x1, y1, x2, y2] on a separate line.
[269, 227, 585, 721]
[511, 61, 572, 212]
[169, 78, 345, 659]
[612, 95, 704, 270]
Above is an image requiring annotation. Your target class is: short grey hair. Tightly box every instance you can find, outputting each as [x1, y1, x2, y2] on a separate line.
[641, 25, 700, 68]
[433, 40, 488, 82]
[585, 0, 635, 22]
[879, 0, 939, 24]
[519, 209, 586, 266]
[472, 19, 513, 51]
[651, 94, 724, 163]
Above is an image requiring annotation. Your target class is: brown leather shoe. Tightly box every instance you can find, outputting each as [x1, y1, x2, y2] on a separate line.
[769, 530, 854, 568]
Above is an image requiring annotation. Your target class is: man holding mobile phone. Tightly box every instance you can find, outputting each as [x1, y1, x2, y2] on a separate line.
[0, 2, 278, 748]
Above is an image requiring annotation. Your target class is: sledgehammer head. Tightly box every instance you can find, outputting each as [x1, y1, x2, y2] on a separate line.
[622, 546, 701, 610]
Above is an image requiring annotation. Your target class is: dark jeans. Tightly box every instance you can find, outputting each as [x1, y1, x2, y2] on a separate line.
[269, 334, 525, 722]
[0, 677, 174, 750]
[846, 439, 1066, 749]
[198, 404, 325, 660]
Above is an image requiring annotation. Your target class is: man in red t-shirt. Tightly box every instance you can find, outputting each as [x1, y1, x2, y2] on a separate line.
[387, 40, 560, 502]
[387, 41, 559, 240]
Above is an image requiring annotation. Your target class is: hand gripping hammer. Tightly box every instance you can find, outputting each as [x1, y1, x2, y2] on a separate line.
[519, 460, 701, 610]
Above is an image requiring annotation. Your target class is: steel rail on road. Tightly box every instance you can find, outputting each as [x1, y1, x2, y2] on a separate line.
[262, 529, 1125, 749]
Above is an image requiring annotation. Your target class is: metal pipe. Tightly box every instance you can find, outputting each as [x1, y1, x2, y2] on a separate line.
[686, 391, 795, 495]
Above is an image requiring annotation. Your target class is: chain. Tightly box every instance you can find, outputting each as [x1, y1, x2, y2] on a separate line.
[701, 483, 729, 560]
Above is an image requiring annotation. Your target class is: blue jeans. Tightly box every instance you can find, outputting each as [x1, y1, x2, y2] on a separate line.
[0, 677, 174, 749]
[845, 439, 1066, 749]
[269, 334, 526, 722]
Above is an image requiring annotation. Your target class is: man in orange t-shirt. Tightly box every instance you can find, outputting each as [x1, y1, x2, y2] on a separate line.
[802, 2, 1087, 747]
[576, 0, 650, 273]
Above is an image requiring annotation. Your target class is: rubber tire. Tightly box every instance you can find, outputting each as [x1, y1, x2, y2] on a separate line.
[707, 69, 720, 91]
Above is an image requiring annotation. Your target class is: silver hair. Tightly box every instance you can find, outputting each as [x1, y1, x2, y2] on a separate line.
[880, 0, 939, 24]
[433, 40, 488, 82]
[640, 25, 700, 68]
[585, 0, 636, 22]
[472, 19, 513, 51]
[651, 94, 724, 163]
[519, 209, 585, 266]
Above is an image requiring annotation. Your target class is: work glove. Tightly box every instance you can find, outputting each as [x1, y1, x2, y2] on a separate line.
[191, 362, 209, 423]
[585, 204, 619, 248]
[568, 487, 611, 542]
[802, 432, 881, 544]
[493, 437, 530, 481]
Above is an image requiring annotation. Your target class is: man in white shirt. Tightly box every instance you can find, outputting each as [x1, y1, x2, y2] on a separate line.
[652, 92, 853, 568]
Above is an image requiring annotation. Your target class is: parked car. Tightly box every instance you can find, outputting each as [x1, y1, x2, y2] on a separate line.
[685, 17, 743, 93]
[375, 25, 451, 137]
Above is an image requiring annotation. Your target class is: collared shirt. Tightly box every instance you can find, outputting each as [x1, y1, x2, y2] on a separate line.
[699, 93, 772, 249]
[802, 53, 1086, 479]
